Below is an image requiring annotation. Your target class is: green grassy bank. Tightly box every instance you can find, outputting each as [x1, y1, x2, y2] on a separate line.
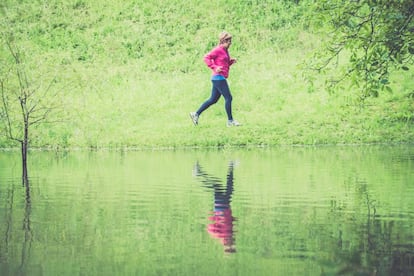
[1, 0, 413, 149]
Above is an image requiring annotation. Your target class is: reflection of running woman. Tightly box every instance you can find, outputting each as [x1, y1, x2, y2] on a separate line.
[193, 161, 236, 253]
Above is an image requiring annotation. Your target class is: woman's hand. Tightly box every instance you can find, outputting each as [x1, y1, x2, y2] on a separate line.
[215, 66, 223, 73]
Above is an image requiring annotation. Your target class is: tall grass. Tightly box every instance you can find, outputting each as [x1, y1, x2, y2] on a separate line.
[1, 0, 413, 149]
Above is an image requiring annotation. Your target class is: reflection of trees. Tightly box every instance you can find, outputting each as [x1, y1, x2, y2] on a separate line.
[193, 161, 237, 254]
[1, 179, 15, 271]
[323, 179, 414, 275]
[0, 173, 33, 275]
[19, 174, 33, 274]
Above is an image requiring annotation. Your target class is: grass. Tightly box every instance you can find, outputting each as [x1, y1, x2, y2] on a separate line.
[1, 0, 413, 149]
[39, 49, 412, 149]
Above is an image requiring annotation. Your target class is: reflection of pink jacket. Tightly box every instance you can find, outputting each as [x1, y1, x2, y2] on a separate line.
[203, 46, 235, 79]
[207, 209, 234, 245]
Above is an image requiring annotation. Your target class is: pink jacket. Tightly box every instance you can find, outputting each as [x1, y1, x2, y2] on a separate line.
[207, 209, 234, 245]
[203, 45, 235, 79]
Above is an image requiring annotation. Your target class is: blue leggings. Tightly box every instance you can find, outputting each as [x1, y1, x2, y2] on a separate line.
[196, 80, 233, 120]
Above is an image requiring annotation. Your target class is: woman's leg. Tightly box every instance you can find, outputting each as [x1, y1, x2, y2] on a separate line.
[214, 80, 233, 121]
[196, 83, 221, 115]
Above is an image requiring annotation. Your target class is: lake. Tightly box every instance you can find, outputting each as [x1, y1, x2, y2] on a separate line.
[0, 145, 413, 276]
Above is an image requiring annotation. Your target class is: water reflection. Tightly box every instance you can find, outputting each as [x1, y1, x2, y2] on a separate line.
[1, 173, 33, 276]
[20, 175, 33, 275]
[193, 161, 237, 253]
[0, 147, 413, 275]
[322, 180, 414, 275]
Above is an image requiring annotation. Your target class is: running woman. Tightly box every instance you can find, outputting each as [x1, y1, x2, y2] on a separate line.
[190, 31, 241, 127]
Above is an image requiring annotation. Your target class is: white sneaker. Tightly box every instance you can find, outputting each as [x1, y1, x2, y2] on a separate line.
[189, 112, 199, 125]
[227, 119, 241, 127]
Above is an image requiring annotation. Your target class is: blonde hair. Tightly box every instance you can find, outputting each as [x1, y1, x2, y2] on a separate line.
[219, 31, 232, 44]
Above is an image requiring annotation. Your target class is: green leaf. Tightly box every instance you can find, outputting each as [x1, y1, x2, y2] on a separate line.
[401, 66, 409, 71]
[385, 86, 393, 93]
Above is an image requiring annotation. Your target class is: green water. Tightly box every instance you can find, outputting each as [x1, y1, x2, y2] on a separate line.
[0, 146, 413, 276]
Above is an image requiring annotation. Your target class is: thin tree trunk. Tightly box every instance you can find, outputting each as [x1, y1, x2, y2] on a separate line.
[22, 123, 29, 186]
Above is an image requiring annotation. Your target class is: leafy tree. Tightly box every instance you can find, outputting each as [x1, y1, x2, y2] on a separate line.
[308, 0, 414, 99]
[0, 0, 63, 183]
[0, 38, 61, 183]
